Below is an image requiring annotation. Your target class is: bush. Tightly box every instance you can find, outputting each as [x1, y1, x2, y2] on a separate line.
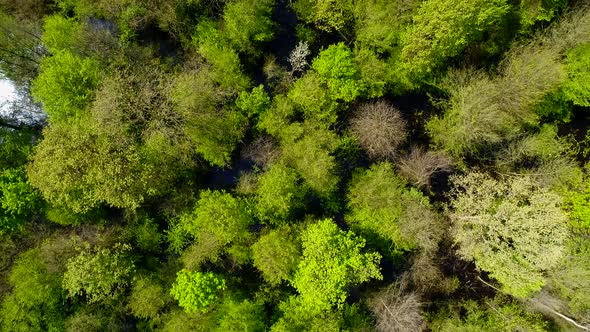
[170, 270, 226, 313]
[449, 172, 569, 297]
[349, 101, 406, 160]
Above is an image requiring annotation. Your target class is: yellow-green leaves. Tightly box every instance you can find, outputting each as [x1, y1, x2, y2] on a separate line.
[170, 270, 226, 313]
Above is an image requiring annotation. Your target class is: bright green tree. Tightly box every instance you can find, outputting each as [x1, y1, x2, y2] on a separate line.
[170, 270, 226, 313]
[311, 43, 362, 103]
[0, 168, 42, 234]
[291, 219, 382, 314]
[450, 172, 569, 297]
[216, 299, 266, 332]
[31, 50, 100, 122]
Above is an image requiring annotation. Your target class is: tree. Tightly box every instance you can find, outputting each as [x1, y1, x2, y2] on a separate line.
[292, 0, 354, 32]
[367, 280, 426, 332]
[349, 100, 406, 160]
[223, 0, 275, 56]
[255, 163, 307, 224]
[0, 167, 42, 234]
[216, 299, 266, 332]
[311, 42, 362, 103]
[0, 10, 45, 84]
[449, 172, 569, 297]
[291, 219, 382, 314]
[251, 226, 301, 285]
[401, 0, 509, 78]
[127, 277, 169, 320]
[63, 243, 135, 303]
[170, 270, 226, 313]
[347, 162, 442, 253]
[0, 248, 65, 332]
[31, 50, 100, 122]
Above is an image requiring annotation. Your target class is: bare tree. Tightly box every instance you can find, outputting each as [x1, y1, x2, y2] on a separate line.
[368, 277, 427, 332]
[241, 135, 281, 168]
[288, 41, 310, 74]
[350, 100, 407, 160]
[397, 147, 453, 188]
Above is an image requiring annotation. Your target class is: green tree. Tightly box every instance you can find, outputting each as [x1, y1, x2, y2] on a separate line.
[291, 219, 382, 314]
[311, 42, 362, 103]
[251, 226, 301, 285]
[170, 270, 226, 313]
[255, 163, 307, 224]
[401, 0, 509, 78]
[293, 0, 354, 32]
[430, 295, 550, 331]
[347, 162, 442, 253]
[223, 0, 275, 56]
[216, 299, 266, 332]
[0, 249, 64, 332]
[0, 167, 42, 234]
[63, 243, 135, 303]
[449, 172, 569, 297]
[31, 50, 100, 122]
[41, 14, 81, 54]
[127, 277, 169, 320]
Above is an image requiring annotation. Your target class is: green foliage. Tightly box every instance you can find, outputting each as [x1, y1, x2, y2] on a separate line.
[193, 21, 251, 92]
[255, 163, 307, 224]
[401, 0, 509, 78]
[236, 84, 271, 118]
[564, 181, 590, 230]
[27, 121, 154, 213]
[280, 124, 340, 198]
[128, 277, 169, 320]
[31, 51, 100, 122]
[293, 0, 354, 32]
[291, 219, 382, 314]
[519, 0, 567, 31]
[0, 128, 33, 170]
[63, 243, 135, 303]
[347, 162, 442, 253]
[41, 14, 81, 54]
[562, 43, 590, 107]
[288, 72, 337, 125]
[251, 226, 301, 285]
[179, 190, 252, 246]
[353, 0, 419, 55]
[311, 43, 362, 102]
[257, 94, 297, 137]
[450, 172, 569, 297]
[170, 270, 226, 313]
[171, 68, 248, 167]
[0, 249, 64, 332]
[547, 237, 590, 319]
[216, 299, 266, 332]
[429, 295, 550, 331]
[223, 0, 275, 56]
[0, 168, 41, 234]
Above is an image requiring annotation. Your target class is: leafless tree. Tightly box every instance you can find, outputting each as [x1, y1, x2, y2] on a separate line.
[397, 147, 453, 188]
[350, 100, 407, 160]
[288, 41, 310, 74]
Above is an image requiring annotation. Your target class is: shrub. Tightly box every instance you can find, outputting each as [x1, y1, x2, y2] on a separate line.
[170, 270, 226, 313]
[349, 101, 407, 160]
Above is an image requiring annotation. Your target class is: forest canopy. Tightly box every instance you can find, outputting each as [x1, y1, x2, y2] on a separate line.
[0, 0, 590, 331]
